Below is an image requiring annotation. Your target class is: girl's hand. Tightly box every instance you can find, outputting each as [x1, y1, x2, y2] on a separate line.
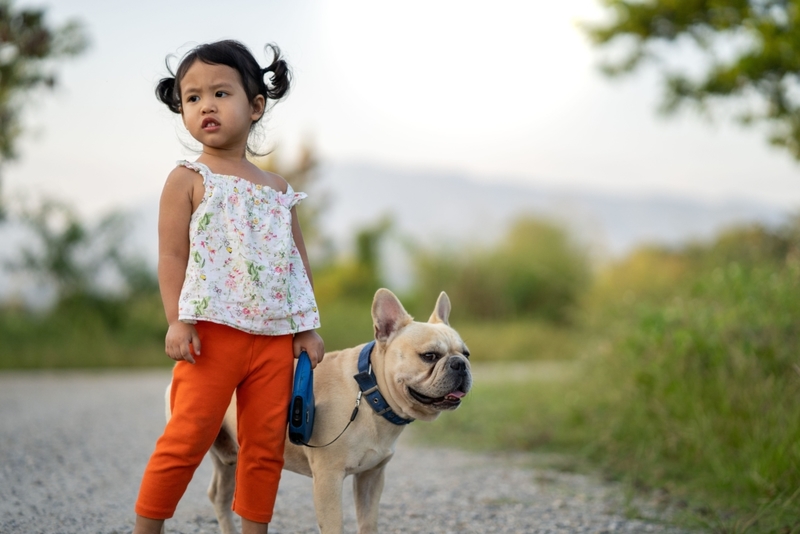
[165, 322, 201, 364]
[293, 330, 325, 369]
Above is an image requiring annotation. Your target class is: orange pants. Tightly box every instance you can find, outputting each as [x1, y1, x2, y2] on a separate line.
[135, 321, 294, 523]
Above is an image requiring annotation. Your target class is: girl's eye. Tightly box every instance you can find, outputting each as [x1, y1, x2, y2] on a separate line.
[186, 95, 199, 103]
[215, 91, 228, 98]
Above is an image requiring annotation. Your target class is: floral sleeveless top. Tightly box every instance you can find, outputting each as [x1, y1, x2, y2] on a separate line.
[177, 160, 320, 335]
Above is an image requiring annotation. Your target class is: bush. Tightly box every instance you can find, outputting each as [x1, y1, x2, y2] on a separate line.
[416, 219, 800, 532]
[0, 292, 168, 368]
[578, 221, 800, 531]
[414, 217, 590, 322]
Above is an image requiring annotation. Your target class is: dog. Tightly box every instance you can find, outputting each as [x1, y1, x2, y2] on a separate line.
[166, 288, 472, 534]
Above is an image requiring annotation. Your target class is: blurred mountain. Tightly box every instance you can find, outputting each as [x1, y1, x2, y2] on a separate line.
[318, 162, 789, 256]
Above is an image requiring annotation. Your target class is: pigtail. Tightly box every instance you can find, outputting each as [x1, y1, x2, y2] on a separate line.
[155, 57, 181, 114]
[261, 43, 291, 101]
[155, 77, 181, 113]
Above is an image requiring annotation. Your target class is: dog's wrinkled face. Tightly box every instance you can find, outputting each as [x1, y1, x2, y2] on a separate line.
[372, 289, 472, 421]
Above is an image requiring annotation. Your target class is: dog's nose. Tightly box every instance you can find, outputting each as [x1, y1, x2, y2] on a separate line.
[449, 358, 467, 375]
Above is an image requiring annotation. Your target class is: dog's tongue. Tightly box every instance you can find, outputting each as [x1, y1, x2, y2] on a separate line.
[446, 391, 466, 400]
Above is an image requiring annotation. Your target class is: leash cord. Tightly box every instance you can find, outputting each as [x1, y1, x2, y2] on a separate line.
[299, 391, 362, 449]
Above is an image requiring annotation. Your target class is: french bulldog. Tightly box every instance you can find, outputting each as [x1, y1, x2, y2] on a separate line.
[173, 288, 472, 534]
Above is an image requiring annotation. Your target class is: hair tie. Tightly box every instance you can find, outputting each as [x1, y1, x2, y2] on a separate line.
[261, 67, 271, 75]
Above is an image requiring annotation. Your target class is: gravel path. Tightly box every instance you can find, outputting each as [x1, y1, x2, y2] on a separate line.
[0, 370, 692, 534]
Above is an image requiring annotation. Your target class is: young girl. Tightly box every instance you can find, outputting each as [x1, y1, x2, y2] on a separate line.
[133, 40, 324, 534]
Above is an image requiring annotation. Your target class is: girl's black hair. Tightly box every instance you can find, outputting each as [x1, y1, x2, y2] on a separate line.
[155, 40, 291, 118]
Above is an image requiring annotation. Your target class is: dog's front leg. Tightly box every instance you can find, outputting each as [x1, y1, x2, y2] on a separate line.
[312, 470, 346, 534]
[353, 464, 387, 534]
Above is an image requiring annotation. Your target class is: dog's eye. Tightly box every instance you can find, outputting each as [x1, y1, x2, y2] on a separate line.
[463, 349, 470, 359]
[420, 352, 438, 363]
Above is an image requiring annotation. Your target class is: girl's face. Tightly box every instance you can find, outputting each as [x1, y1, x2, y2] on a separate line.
[179, 60, 265, 154]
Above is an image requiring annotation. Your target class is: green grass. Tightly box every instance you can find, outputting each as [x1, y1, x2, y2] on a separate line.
[415, 238, 800, 533]
[417, 353, 800, 532]
[0, 293, 169, 369]
[579, 260, 800, 533]
[413, 361, 589, 451]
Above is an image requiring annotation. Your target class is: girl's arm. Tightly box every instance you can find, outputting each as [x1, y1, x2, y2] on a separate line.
[158, 167, 201, 364]
[291, 206, 314, 288]
[290, 206, 325, 368]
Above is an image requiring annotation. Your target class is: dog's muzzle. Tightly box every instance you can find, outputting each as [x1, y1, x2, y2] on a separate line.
[408, 356, 471, 409]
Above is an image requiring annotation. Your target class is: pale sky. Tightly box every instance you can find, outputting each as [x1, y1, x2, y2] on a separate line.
[6, 0, 800, 218]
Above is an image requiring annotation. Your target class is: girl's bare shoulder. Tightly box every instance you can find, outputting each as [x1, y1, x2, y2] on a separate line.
[162, 164, 203, 193]
[160, 165, 205, 210]
[249, 164, 289, 194]
[166, 163, 201, 183]
[263, 170, 290, 194]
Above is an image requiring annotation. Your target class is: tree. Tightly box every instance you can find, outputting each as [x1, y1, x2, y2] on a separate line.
[7, 197, 155, 303]
[311, 216, 394, 304]
[584, 0, 800, 159]
[414, 217, 590, 322]
[0, 1, 87, 211]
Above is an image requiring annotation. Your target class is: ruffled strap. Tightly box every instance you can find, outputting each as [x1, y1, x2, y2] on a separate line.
[281, 184, 308, 210]
[177, 160, 210, 184]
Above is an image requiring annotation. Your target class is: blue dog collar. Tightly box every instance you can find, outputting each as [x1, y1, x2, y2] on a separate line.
[353, 341, 414, 426]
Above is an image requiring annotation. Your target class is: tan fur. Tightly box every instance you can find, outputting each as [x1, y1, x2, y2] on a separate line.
[165, 289, 472, 534]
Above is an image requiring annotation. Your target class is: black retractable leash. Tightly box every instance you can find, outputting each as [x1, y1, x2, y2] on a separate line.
[288, 342, 414, 449]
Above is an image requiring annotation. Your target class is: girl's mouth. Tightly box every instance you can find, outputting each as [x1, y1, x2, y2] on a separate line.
[202, 118, 220, 130]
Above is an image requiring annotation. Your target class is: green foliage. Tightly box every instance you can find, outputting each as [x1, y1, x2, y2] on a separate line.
[419, 219, 800, 532]
[448, 319, 585, 362]
[7, 196, 154, 300]
[0, 196, 164, 368]
[311, 215, 591, 360]
[581, 232, 800, 531]
[585, 0, 800, 159]
[314, 216, 394, 305]
[0, 292, 167, 368]
[414, 217, 590, 322]
[313, 298, 374, 353]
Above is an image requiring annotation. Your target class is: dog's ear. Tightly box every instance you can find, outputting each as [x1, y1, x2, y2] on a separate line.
[372, 288, 413, 343]
[428, 291, 451, 325]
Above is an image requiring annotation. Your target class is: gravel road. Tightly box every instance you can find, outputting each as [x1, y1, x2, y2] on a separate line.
[0, 370, 691, 534]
